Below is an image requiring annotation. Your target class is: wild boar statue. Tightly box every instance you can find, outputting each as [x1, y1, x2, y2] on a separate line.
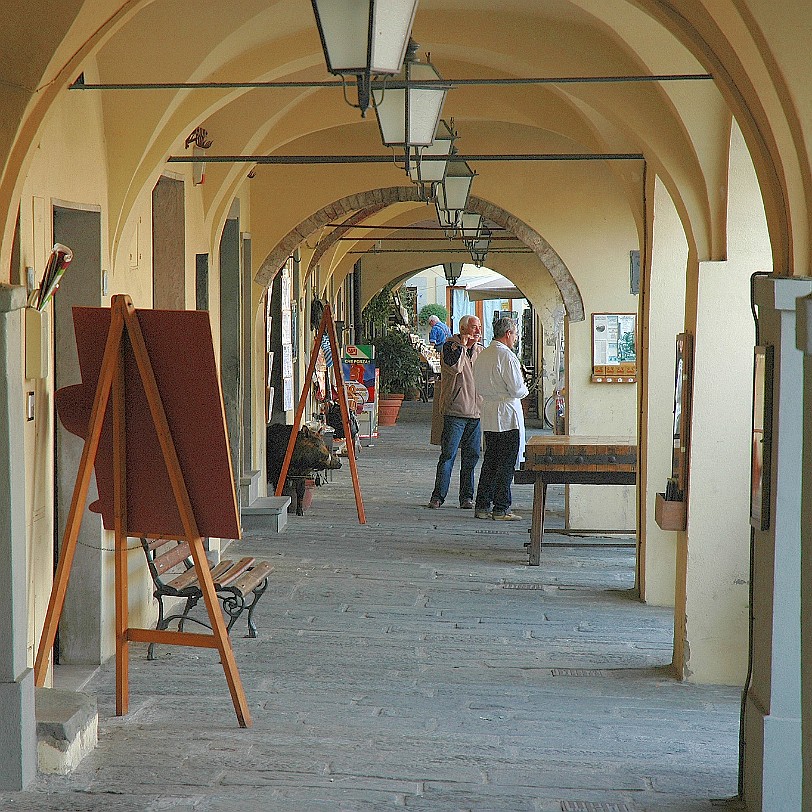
[266, 423, 341, 515]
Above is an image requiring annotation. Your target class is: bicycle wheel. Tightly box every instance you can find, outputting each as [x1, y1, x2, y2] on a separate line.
[543, 395, 555, 429]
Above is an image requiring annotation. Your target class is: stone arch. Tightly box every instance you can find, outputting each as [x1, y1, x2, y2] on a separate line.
[254, 187, 584, 322]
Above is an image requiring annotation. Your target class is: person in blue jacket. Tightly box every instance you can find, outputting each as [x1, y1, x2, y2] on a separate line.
[428, 314, 451, 350]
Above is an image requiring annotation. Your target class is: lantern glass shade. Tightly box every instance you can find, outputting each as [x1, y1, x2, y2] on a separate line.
[374, 49, 449, 147]
[443, 262, 464, 286]
[436, 156, 475, 212]
[470, 228, 491, 267]
[435, 201, 460, 236]
[408, 119, 455, 185]
[311, 0, 417, 75]
[459, 212, 482, 244]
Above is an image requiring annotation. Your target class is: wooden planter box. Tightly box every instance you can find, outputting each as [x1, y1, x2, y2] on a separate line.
[654, 492, 686, 531]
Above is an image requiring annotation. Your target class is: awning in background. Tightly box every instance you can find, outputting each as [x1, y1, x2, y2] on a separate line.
[465, 274, 524, 301]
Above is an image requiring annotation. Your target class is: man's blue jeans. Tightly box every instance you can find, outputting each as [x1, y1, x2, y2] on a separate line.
[431, 416, 481, 504]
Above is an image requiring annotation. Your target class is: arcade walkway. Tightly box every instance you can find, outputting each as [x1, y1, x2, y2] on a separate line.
[4, 401, 741, 811]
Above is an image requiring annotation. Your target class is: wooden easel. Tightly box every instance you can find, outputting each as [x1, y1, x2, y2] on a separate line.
[34, 295, 252, 727]
[274, 303, 366, 524]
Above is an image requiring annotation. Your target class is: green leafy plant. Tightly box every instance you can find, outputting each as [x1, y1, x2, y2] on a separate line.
[618, 330, 636, 362]
[373, 328, 423, 396]
[362, 284, 394, 339]
[418, 303, 448, 326]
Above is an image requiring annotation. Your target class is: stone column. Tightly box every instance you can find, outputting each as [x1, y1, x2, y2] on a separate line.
[740, 276, 810, 810]
[794, 290, 812, 810]
[0, 284, 36, 788]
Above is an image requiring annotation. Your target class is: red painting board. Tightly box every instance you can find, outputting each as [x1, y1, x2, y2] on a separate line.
[56, 306, 240, 540]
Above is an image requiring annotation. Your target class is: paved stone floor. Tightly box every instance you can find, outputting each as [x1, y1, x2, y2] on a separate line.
[4, 401, 743, 811]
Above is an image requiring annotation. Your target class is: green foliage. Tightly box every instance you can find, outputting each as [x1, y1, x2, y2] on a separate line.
[418, 303, 448, 325]
[399, 286, 417, 328]
[373, 329, 423, 395]
[362, 284, 394, 339]
[618, 330, 636, 362]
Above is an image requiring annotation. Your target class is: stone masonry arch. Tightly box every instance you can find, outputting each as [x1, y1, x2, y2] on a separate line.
[255, 187, 584, 321]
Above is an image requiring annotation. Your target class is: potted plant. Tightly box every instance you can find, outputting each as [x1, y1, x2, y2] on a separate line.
[362, 284, 395, 339]
[372, 328, 423, 425]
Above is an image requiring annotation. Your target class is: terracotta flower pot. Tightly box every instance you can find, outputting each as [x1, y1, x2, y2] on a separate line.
[377, 393, 404, 426]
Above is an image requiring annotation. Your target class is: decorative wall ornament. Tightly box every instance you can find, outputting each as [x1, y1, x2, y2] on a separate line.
[185, 127, 212, 185]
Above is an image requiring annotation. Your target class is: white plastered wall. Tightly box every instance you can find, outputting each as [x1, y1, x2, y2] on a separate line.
[17, 83, 123, 669]
[551, 187, 639, 533]
[640, 179, 688, 605]
[18, 84, 227, 667]
[678, 121, 768, 684]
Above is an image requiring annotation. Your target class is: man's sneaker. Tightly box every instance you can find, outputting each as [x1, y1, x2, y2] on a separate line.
[460, 499, 474, 509]
[475, 509, 492, 520]
[428, 497, 442, 509]
[492, 511, 522, 521]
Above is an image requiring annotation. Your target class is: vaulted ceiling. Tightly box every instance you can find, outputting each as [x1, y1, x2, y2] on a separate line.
[63, 0, 730, 281]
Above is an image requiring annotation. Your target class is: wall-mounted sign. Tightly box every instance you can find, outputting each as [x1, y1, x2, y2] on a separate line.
[343, 344, 377, 438]
[591, 312, 637, 383]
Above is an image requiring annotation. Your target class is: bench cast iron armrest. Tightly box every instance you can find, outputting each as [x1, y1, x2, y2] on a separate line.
[140, 538, 273, 660]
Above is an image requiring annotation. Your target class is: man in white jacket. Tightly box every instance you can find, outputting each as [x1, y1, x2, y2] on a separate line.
[472, 317, 529, 520]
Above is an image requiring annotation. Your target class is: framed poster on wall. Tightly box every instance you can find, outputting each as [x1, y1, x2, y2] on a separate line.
[750, 345, 774, 531]
[591, 312, 637, 383]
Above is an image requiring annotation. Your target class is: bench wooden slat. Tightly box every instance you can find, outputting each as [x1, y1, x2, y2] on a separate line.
[229, 562, 274, 596]
[167, 559, 232, 591]
[213, 557, 257, 589]
[152, 543, 193, 575]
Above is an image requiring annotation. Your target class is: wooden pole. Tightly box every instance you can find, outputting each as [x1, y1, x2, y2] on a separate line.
[274, 304, 365, 523]
[34, 302, 125, 686]
[323, 305, 365, 523]
[274, 305, 329, 497]
[112, 309, 129, 715]
[120, 297, 252, 727]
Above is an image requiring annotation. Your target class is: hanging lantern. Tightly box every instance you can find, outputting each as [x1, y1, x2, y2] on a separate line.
[435, 201, 460, 239]
[374, 39, 449, 165]
[435, 151, 475, 213]
[311, 0, 418, 116]
[443, 262, 464, 286]
[408, 119, 456, 192]
[469, 227, 491, 267]
[458, 212, 483, 245]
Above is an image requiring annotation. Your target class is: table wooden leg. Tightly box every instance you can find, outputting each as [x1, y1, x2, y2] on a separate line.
[528, 479, 547, 566]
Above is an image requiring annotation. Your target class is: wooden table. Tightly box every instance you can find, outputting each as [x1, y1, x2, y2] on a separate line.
[519, 435, 637, 566]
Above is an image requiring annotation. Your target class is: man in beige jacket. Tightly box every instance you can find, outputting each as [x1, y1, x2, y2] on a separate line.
[428, 315, 483, 509]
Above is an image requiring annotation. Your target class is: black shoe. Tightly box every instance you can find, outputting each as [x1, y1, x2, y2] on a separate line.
[460, 499, 474, 509]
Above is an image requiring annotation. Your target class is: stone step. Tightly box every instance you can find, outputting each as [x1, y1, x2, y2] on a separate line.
[240, 495, 291, 534]
[35, 687, 97, 775]
[239, 469, 260, 506]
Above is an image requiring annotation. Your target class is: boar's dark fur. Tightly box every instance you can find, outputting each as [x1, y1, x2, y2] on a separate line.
[266, 423, 341, 515]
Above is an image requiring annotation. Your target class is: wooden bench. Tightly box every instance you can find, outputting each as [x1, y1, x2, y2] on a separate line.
[139, 537, 273, 660]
